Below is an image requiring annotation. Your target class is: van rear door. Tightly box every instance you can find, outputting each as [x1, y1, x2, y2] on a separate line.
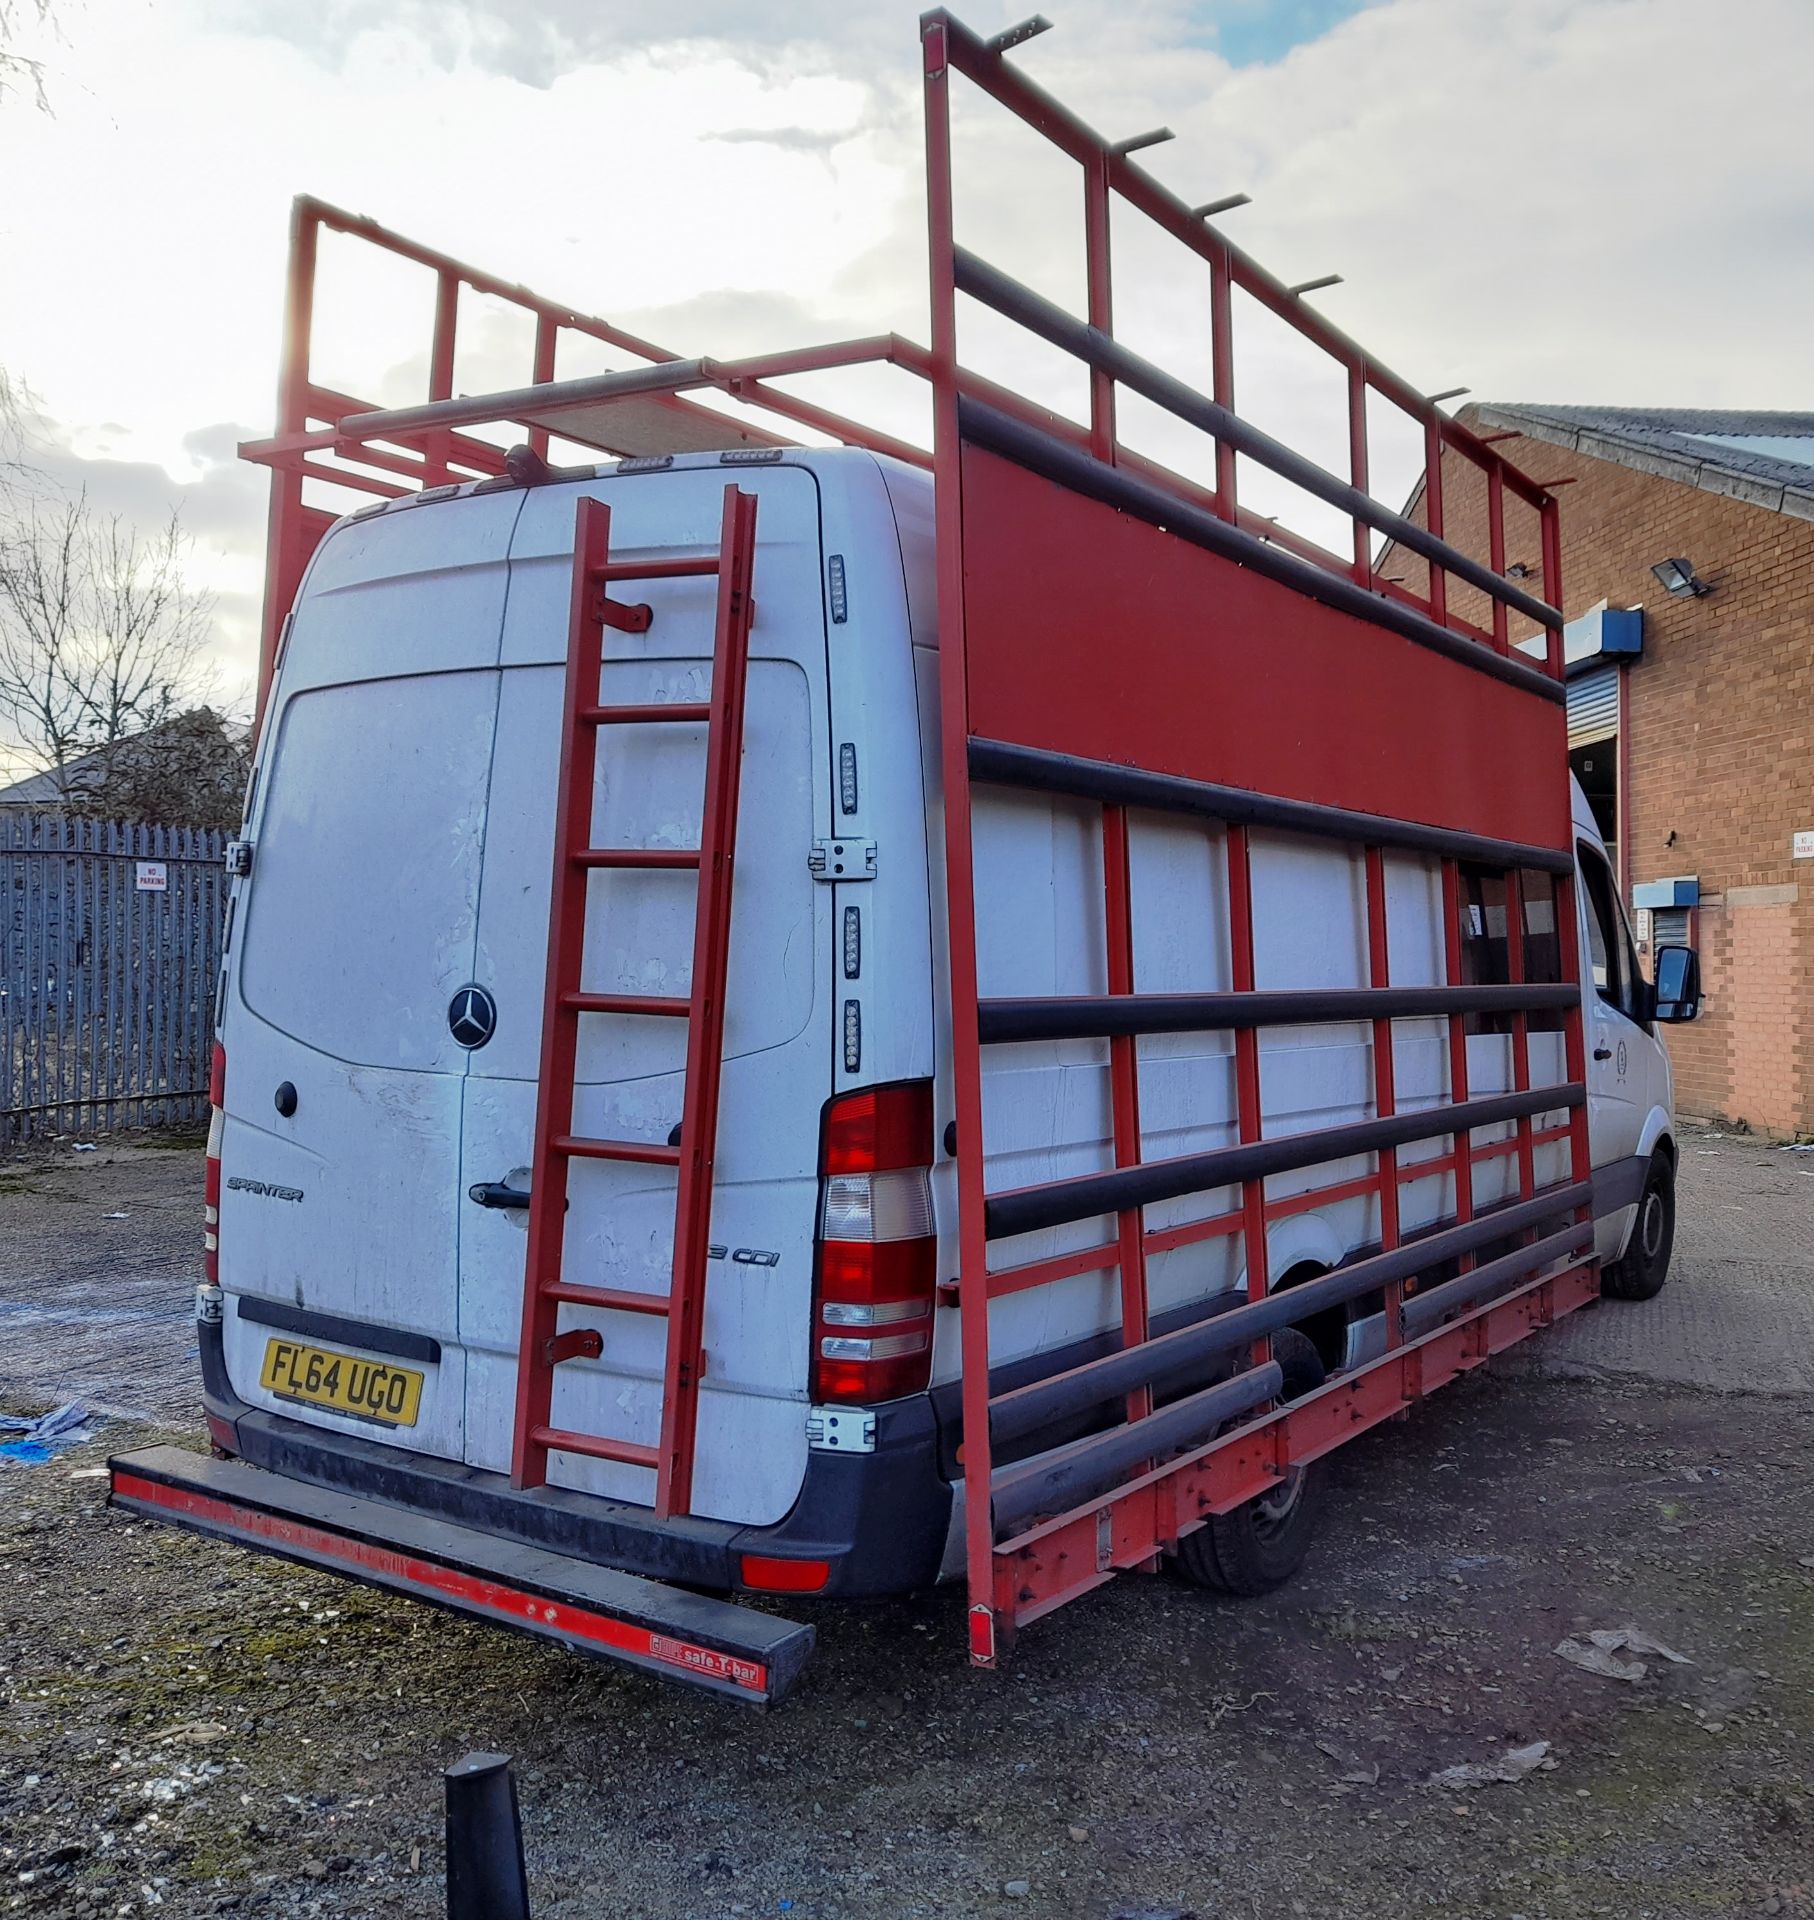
[219, 490, 524, 1464]
[457, 464, 833, 1527]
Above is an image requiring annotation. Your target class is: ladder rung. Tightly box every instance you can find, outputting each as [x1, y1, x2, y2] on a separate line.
[533, 1426, 660, 1470]
[594, 556, 719, 582]
[580, 703, 712, 726]
[560, 991, 690, 1018]
[573, 848, 701, 871]
[543, 1280, 671, 1317]
[552, 1134, 682, 1166]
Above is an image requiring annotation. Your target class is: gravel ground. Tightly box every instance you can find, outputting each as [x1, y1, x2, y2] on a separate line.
[1, 1126, 1812, 1920]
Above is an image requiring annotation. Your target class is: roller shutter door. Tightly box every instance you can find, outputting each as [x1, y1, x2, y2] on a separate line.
[1567, 664, 1619, 749]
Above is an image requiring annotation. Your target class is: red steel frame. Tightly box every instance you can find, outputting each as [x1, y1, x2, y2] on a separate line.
[232, 12, 1599, 1666]
[243, 197, 935, 727]
[917, 11, 1589, 1666]
[511, 487, 759, 1519]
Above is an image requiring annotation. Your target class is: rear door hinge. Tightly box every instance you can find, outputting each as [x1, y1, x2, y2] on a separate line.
[224, 839, 254, 877]
[809, 837, 876, 883]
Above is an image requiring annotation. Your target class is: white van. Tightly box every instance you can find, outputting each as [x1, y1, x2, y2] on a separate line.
[124, 444, 1695, 1664]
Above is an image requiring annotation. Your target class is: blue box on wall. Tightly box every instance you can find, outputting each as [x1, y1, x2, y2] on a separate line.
[1631, 876, 1698, 909]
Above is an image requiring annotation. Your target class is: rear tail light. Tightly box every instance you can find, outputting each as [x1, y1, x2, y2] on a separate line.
[203, 1042, 225, 1284]
[810, 1082, 938, 1405]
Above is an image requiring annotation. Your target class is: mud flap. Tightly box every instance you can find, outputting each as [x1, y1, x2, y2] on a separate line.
[109, 1445, 814, 1706]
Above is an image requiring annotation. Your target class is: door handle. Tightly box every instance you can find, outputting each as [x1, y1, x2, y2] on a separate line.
[1592, 1045, 1613, 1061]
[468, 1180, 531, 1210]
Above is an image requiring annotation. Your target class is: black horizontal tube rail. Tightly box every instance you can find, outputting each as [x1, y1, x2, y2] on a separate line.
[991, 1360, 1283, 1537]
[979, 983, 1582, 1046]
[984, 1082, 1583, 1242]
[956, 395, 1566, 707]
[952, 246, 1564, 637]
[987, 1180, 1591, 1449]
[970, 737, 1575, 876]
[1400, 1220, 1595, 1341]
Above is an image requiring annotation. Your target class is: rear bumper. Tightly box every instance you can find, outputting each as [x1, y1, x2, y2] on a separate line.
[200, 1311, 952, 1600]
[109, 1445, 814, 1706]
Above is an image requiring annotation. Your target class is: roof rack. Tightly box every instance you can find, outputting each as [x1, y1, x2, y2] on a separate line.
[242, 20, 1562, 719]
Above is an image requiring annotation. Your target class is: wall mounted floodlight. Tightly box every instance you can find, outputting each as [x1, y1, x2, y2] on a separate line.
[1192, 193, 1252, 218]
[1505, 562, 1533, 580]
[1651, 556, 1713, 598]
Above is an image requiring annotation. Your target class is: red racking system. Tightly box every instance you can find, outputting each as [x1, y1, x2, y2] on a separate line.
[913, 13, 1586, 1663]
[238, 10, 1595, 1668]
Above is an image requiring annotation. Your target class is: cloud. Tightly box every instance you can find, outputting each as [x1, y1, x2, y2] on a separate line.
[2, 0, 1810, 700]
[707, 126, 857, 156]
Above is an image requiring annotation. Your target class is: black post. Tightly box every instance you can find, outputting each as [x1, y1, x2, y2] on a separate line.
[445, 1751, 531, 1920]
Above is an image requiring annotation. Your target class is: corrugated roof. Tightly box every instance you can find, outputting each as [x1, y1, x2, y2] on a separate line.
[1472, 405, 1814, 523]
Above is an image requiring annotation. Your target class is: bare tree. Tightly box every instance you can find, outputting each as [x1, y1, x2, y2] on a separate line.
[0, 0, 53, 114]
[0, 370, 35, 503]
[0, 490, 219, 801]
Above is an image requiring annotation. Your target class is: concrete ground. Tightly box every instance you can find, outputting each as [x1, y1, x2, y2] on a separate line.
[0, 1137, 206, 1425]
[1531, 1126, 1814, 1395]
[1, 1124, 1811, 1920]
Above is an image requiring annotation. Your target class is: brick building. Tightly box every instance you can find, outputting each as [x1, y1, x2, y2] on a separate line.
[1380, 406, 1814, 1136]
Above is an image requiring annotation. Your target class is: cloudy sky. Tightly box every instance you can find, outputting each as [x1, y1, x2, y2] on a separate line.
[2, 0, 1810, 725]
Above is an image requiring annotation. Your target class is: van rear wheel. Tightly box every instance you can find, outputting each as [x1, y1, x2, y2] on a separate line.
[1601, 1154, 1675, 1302]
[1172, 1328, 1325, 1597]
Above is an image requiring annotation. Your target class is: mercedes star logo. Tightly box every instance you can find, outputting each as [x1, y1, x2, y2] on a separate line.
[448, 984, 497, 1050]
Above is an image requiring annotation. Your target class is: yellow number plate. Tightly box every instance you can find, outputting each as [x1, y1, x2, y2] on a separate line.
[259, 1338, 424, 1428]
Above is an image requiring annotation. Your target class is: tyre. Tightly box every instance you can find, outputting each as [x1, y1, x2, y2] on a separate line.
[1172, 1327, 1326, 1597]
[1601, 1153, 1675, 1302]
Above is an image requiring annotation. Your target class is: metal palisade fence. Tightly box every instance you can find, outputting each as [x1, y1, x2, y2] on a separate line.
[2, 813, 228, 1142]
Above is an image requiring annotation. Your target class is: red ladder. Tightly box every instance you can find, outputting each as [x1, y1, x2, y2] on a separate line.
[511, 483, 760, 1519]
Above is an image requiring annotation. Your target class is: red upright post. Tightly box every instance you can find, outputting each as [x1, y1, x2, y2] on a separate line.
[1363, 847, 1402, 1344]
[529, 314, 558, 463]
[1225, 826, 1269, 1320]
[1440, 859, 1477, 1270]
[1541, 506, 1594, 1241]
[256, 201, 321, 730]
[1101, 806, 1151, 1423]
[1503, 869, 1537, 1204]
[1541, 497, 1566, 680]
[1083, 153, 1116, 462]
[1423, 419, 1448, 629]
[1209, 247, 1237, 520]
[1347, 363, 1371, 587]
[923, 15, 1003, 1670]
[427, 270, 460, 487]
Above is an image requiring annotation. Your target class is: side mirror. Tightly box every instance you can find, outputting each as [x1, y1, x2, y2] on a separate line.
[1653, 944, 1700, 1023]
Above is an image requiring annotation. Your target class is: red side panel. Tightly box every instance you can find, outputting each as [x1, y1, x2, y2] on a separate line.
[958, 445, 1569, 852]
